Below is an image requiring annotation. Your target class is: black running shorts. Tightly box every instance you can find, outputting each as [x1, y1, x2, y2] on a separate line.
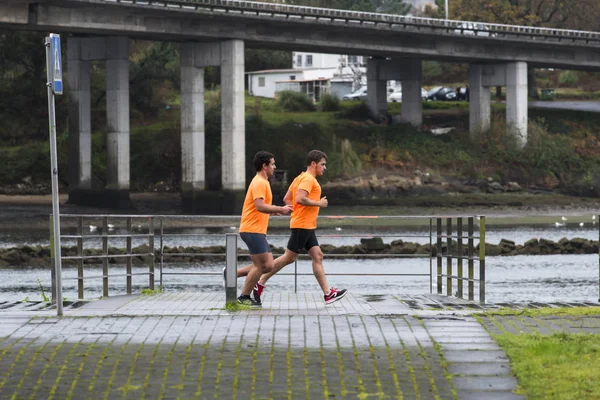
[240, 232, 271, 255]
[287, 228, 319, 253]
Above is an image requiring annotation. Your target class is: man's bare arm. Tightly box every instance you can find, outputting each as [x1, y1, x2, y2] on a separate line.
[296, 190, 328, 208]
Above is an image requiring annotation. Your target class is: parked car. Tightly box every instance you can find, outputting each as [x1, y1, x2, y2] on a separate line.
[387, 88, 428, 102]
[343, 87, 367, 101]
[454, 22, 496, 37]
[426, 87, 457, 101]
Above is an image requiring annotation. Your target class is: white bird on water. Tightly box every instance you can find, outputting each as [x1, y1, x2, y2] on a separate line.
[593, 215, 597, 226]
[580, 222, 585, 227]
[89, 225, 97, 231]
[561, 216, 567, 222]
[554, 222, 565, 228]
[335, 227, 342, 231]
[107, 224, 115, 231]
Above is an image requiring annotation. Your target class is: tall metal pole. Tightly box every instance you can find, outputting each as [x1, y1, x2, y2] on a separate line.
[45, 36, 63, 316]
[445, 0, 449, 19]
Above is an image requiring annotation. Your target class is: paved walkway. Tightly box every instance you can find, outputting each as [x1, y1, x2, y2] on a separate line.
[1, 292, 599, 399]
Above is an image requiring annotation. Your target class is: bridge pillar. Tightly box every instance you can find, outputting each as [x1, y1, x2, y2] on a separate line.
[66, 37, 93, 203]
[180, 43, 206, 213]
[506, 62, 528, 148]
[180, 40, 246, 214]
[399, 59, 423, 127]
[468, 64, 491, 138]
[367, 57, 388, 120]
[105, 36, 131, 208]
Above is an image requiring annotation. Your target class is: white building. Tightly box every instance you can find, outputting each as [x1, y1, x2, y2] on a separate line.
[247, 52, 367, 101]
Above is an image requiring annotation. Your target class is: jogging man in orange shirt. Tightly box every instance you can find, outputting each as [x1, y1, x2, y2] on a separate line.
[236, 151, 293, 306]
[237, 150, 347, 305]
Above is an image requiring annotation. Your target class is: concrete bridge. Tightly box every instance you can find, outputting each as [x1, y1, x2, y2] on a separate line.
[2, 0, 600, 212]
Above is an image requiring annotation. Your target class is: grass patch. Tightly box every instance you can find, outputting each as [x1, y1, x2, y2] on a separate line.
[141, 288, 163, 295]
[480, 306, 600, 317]
[224, 302, 261, 312]
[495, 332, 600, 399]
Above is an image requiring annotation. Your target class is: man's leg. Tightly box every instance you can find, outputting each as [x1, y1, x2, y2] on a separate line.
[258, 249, 297, 285]
[237, 263, 253, 278]
[308, 246, 330, 295]
[241, 252, 273, 297]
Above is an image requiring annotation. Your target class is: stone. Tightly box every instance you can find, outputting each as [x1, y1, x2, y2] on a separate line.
[360, 237, 385, 252]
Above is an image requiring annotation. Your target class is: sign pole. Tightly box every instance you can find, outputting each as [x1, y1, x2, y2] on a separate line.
[45, 34, 63, 316]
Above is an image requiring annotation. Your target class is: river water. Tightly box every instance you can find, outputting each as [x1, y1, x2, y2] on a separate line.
[0, 224, 598, 304]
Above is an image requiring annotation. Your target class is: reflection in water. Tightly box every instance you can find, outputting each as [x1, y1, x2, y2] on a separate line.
[0, 254, 597, 304]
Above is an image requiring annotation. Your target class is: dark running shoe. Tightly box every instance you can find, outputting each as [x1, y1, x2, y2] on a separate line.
[252, 282, 265, 304]
[237, 294, 262, 307]
[324, 288, 347, 305]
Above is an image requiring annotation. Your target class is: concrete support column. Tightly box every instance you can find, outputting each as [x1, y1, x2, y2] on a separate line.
[506, 62, 528, 147]
[180, 43, 206, 206]
[105, 37, 130, 190]
[66, 37, 92, 198]
[220, 40, 245, 191]
[469, 64, 491, 139]
[399, 59, 423, 126]
[367, 57, 387, 119]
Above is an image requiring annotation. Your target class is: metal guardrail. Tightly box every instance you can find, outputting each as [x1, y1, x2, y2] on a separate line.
[51, 214, 487, 303]
[92, 0, 600, 44]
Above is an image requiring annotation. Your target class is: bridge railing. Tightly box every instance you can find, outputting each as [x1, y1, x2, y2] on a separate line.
[100, 0, 600, 44]
[51, 214, 486, 303]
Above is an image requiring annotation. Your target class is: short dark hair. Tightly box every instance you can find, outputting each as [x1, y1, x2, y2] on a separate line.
[306, 150, 327, 166]
[253, 151, 274, 172]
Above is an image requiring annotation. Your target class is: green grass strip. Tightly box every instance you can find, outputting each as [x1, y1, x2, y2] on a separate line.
[250, 315, 262, 400]
[268, 316, 277, 399]
[495, 332, 600, 399]
[344, 317, 366, 398]
[29, 341, 64, 400]
[232, 315, 248, 399]
[374, 318, 403, 399]
[175, 339, 195, 399]
[286, 317, 292, 400]
[303, 316, 310, 400]
[65, 339, 100, 400]
[0, 338, 38, 391]
[390, 319, 420, 399]
[213, 317, 234, 399]
[358, 317, 384, 398]
[406, 319, 441, 400]
[119, 342, 145, 399]
[48, 340, 83, 400]
[10, 336, 54, 400]
[317, 316, 330, 399]
[87, 334, 118, 395]
[331, 317, 348, 397]
[141, 337, 166, 398]
[479, 306, 600, 317]
[195, 316, 228, 397]
[158, 336, 180, 399]
[102, 327, 138, 400]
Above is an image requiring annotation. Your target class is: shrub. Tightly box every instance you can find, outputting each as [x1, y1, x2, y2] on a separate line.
[319, 93, 340, 111]
[559, 71, 579, 87]
[336, 102, 371, 120]
[328, 139, 362, 179]
[276, 91, 315, 112]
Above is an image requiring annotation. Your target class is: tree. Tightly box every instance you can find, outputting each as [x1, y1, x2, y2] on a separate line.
[423, 0, 600, 99]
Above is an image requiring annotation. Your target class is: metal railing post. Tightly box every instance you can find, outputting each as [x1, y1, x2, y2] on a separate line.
[479, 216, 486, 304]
[294, 260, 298, 294]
[77, 217, 84, 299]
[225, 233, 238, 303]
[446, 218, 452, 297]
[468, 217, 474, 301]
[457, 217, 463, 299]
[126, 217, 132, 295]
[149, 217, 155, 290]
[50, 215, 56, 303]
[102, 217, 109, 297]
[160, 219, 164, 290]
[436, 218, 442, 295]
[429, 218, 433, 293]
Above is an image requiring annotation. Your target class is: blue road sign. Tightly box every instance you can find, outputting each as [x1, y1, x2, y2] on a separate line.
[50, 34, 63, 95]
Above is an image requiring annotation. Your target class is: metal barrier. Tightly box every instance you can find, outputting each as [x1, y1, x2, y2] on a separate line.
[95, 0, 600, 44]
[52, 214, 486, 303]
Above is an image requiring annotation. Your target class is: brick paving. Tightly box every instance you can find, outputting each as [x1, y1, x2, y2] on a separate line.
[2, 292, 598, 399]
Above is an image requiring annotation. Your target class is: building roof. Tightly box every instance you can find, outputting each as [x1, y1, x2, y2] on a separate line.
[275, 78, 330, 83]
[246, 67, 337, 75]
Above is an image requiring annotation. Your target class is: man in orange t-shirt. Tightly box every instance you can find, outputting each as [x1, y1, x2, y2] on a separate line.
[236, 151, 293, 306]
[237, 150, 347, 305]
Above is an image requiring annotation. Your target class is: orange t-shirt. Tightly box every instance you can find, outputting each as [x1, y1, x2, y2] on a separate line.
[289, 172, 321, 230]
[239, 175, 272, 234]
